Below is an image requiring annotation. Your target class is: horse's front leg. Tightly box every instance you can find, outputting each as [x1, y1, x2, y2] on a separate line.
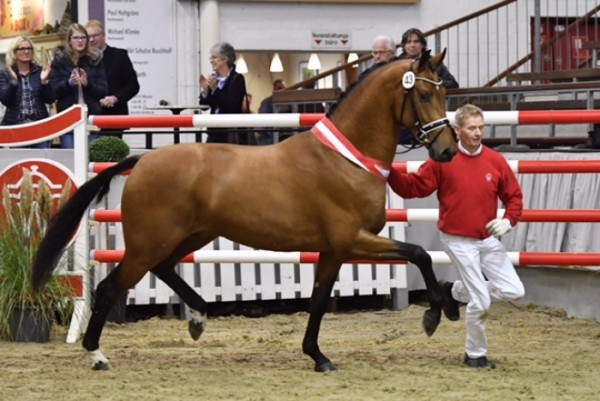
[349, 230, 443, 337]
[302, 253, 342, 372]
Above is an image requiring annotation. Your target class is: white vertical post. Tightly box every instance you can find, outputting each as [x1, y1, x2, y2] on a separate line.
[67, 105, 90, 343]
[199, 0, 220, 74]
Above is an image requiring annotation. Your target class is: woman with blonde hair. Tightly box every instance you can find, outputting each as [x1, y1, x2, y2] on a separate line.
[50, 23, 108, 148]
[0, 36, 56, 148]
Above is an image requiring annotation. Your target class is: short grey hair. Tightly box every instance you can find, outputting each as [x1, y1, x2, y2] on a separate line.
[454, 104, 484, 127]
[210, 42, 237, 67]
[372, 35, 396, 52]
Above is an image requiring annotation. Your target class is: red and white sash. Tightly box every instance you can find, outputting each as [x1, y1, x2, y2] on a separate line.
[311, 117, 391, 180]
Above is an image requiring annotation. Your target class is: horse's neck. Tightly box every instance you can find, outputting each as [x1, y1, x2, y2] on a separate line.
[331, 102, 399, 164]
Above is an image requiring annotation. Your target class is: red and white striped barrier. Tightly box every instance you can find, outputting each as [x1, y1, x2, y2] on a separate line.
[89, 113, 323, 129]
[90, 208, 600, 223]
[88, 159, 600, 175]
[88, 109, 600, 129]
[89, 249, 600, 267]
[396, 160, 600, 174]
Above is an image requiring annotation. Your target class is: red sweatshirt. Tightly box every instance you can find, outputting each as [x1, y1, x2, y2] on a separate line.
[389, 147, 523, 239]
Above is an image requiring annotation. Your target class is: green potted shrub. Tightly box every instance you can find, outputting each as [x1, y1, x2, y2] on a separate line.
[0, 169, 75, 342]
[89, 136, 130, 162]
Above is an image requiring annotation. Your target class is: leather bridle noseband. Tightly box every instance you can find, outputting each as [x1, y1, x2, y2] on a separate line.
[399, 59, 456, 149]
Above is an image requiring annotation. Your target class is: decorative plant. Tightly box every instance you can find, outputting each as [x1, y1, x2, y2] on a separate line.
[89, 136, 130, 162]
[0, 168, 75, 341]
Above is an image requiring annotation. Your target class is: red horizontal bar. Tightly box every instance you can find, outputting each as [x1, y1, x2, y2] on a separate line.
[91, 209, 600, 223]
[91, 115, 195, 128]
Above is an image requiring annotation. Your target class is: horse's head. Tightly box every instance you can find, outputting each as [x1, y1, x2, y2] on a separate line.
[397, 49, 458, 162]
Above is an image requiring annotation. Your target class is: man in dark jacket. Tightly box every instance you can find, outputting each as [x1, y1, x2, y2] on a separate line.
[397, 27, 459, 89]
[86, 19, 140, 139]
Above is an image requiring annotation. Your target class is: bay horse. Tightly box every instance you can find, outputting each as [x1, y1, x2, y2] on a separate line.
[32, 50, 458, 372]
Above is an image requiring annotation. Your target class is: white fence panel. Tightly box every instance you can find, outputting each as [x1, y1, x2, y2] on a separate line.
[107, 186, 406, 306]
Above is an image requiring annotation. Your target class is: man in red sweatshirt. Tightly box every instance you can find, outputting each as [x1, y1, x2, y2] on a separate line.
[389, 104, 525, 369]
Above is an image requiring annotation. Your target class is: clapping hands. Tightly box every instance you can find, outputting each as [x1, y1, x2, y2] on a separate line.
[7, 66, 18, 83]
[41, 64, 51, 84]
[199, 73, 217, 93]
[70, 68, 88, 87]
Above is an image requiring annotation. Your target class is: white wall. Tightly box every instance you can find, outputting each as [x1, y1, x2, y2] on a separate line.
[218, 1, 497, 52]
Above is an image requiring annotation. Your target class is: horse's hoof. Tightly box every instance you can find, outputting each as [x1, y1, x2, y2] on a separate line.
[314, 360, 337, 373]
[422, 309, 440, 337]
[91, 361, 109, 371]
[188, 319, 205, 341]
[439, 280, 460, 321]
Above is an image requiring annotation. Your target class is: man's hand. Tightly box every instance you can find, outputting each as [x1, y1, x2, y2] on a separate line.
[486, 218, 512, 237]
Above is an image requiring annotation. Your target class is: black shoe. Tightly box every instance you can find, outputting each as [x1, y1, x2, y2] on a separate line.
[439, 280, 460, 321]
[463, 354, 496, 369]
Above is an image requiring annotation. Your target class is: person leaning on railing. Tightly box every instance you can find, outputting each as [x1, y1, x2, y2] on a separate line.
[0, 36, 56, 148]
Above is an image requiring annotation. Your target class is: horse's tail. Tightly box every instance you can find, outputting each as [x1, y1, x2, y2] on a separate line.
[31, 155, 141, 293]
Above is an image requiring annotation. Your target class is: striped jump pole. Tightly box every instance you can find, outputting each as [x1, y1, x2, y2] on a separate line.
[89, 109, 600, 129]
[90, 208, 600, 223]
[90, 249, 600, 267]
[88, 159, 600, 175]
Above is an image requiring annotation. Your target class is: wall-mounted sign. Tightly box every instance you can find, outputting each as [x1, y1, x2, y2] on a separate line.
[311, 31, 351, 50]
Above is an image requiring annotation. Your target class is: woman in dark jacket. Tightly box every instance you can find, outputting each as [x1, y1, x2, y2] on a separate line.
[0, 36, 56, 148]
[50, 23, 108, 148]
[198, 42, 248, 143]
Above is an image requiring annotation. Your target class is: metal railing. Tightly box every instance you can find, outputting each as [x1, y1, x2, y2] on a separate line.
[290, 0, 600, 91]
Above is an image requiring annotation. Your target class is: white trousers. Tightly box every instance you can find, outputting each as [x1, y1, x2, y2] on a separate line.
[440, 232, 525, 358]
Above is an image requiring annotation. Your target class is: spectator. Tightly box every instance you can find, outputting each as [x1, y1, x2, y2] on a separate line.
[0, 36, 56, 148]
[397, 28, 458, 89]
[388, 104, 525, 369]
[257, 79, 291, 145]
[50, 23, 108, 148]
[198, 42, 247, 144]
[332, 35, 396, 113]
[397, 28, 459, 145]
[85, 19, 140, 140]
[361, 35, 397, 79]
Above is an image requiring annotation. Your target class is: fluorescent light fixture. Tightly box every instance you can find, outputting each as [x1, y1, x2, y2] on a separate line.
[236, 54, 248, 74]
[270, 52, 284, 72]
[308, 53, 321, 70]
[347, 52, 359, 67]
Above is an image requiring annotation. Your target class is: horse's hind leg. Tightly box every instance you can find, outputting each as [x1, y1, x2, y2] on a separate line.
[348, 230, 443, 337]
[83, 261, 146, 370]
[302, 252, 342, 372]
[151, 264, 208, 340]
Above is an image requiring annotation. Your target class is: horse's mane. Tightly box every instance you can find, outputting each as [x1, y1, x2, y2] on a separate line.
[328, 51, 434, 118]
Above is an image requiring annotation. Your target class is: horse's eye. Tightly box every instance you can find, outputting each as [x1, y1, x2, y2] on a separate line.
[419, 91, 431, 102]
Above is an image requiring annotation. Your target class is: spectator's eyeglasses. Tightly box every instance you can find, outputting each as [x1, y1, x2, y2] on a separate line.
[88, 33, 103, 39]
[16, 47, 33, 52]
[372, 50, 392, 56]
[71, 36, 87, 41]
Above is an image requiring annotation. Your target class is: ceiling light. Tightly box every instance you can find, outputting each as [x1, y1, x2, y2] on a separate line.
[347, 52, 359, 67]
[308, 53, 321, 70]
[236, 54, 248, 74]
[270, 52, 283, 72]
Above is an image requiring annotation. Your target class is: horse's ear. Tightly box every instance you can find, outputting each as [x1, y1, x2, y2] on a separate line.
[417, 49, 432, 72]
[430, 48, 447, 69]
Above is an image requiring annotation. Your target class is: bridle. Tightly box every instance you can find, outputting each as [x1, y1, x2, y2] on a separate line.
[399, 58, 456, 150]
